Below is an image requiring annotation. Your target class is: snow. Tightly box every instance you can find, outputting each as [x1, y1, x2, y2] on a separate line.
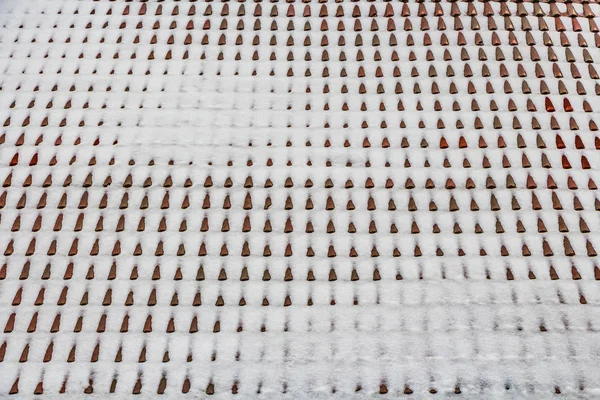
[1, 0, 600, 397]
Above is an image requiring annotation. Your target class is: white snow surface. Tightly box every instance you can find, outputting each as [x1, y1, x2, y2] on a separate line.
[0, 0, 599, 398]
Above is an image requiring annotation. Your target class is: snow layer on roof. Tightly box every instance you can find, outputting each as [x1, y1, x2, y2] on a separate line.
[1, 0, 600, 398]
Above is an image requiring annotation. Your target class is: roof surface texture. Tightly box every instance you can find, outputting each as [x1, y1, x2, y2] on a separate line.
[0, 0, 600, 398]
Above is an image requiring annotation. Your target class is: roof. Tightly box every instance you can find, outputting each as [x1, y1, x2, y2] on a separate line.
[0, 0, 600, 397]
